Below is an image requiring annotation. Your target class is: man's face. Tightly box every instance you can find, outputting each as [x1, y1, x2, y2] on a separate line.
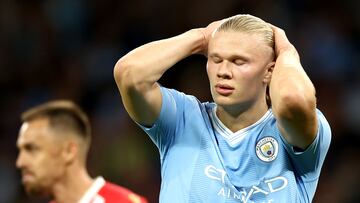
[16, 118, 66, 196]
[206, 31, 274, 109]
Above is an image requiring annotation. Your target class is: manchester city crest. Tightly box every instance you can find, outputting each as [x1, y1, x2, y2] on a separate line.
[256, 137, 278, 162]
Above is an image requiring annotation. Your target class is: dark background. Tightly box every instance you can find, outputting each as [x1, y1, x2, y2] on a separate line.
[0, 0, 359, 202]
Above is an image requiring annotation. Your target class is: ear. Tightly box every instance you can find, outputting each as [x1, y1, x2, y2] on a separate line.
[62, 140, 78, 165]
[263, 61, 275, 84]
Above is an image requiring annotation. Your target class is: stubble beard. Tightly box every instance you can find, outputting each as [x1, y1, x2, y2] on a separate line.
[23, 179, 50, 197]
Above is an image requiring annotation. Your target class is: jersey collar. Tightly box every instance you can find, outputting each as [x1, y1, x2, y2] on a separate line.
[209, 105, 272, 146]
[78, 176, 105, 203]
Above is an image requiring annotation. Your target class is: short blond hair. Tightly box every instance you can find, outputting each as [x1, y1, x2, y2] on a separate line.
[217, 14, 274, 48]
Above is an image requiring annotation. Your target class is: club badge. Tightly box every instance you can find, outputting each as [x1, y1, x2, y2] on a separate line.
[256, 136, 278, 162]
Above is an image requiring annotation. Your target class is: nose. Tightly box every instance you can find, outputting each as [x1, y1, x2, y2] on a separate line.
[16, 151, 25, 169]
[217, 61, 232, 79]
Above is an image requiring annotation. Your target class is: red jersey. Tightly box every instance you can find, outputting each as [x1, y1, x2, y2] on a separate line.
[51, 177, 148, 203]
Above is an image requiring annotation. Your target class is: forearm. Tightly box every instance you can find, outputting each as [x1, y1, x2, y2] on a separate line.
[114, 29, 205, 88]
[268, 25, 319, 148]
[270, 49, 316, 115]
[270, 48, 318, 148]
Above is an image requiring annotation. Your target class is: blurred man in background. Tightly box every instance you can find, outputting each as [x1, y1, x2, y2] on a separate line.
[16, 100, 148, 203]
[114, 14, 331, 202]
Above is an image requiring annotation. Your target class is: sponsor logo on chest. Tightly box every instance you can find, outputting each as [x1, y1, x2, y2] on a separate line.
[204, 164, 288, 202]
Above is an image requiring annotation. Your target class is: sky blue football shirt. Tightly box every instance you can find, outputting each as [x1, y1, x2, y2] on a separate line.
[139, 87, 331, 203]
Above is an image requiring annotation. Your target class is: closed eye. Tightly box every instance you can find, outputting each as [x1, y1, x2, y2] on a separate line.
[211, 56, 222, 64]
[23, 143, 39, 153]
[233, 59, 246, 66]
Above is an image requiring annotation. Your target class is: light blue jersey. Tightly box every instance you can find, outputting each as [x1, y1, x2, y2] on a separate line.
[140, 87, 331, 203]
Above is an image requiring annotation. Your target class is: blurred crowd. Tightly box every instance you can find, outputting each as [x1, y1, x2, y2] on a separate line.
[0, 0, 359, 202]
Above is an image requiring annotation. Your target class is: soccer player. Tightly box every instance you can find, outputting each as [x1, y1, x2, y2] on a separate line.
[114, 14, 331, 202]
[16, 100, 148, 203]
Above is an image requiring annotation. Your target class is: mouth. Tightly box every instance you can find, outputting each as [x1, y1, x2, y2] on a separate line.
[215, 84, 234, 96]
[21, 171, 35, 183]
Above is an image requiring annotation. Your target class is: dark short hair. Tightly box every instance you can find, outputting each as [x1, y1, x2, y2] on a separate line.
[21, 100, 91, 142]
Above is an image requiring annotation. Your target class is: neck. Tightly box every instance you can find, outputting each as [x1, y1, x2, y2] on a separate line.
[216, 98, 269, 132]
[51, 165, 93, 203]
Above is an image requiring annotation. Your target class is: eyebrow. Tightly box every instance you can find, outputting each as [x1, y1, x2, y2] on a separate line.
[17, 141, 32, 149]
[208, 53, 251, 62]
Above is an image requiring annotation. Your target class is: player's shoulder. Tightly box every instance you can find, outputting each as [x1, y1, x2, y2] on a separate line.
[102, 181, 133, 194]
[161, 86, 201, 104]
[99, 181, 148, 203]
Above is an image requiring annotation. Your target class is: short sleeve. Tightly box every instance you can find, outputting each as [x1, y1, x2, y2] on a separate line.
[279, 109, 331, 181]
[137, 87, 186, 159]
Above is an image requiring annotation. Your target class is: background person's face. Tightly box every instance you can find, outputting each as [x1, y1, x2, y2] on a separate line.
[16, 118, 66, 196]
[206, 31, 274, 110]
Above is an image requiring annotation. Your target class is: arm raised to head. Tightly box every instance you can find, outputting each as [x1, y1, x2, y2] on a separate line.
[269, 25, 317, 150]
[114, 21, 223, 126]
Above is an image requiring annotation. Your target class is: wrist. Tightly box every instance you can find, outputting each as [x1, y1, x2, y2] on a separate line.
[187, 28, 207, 55]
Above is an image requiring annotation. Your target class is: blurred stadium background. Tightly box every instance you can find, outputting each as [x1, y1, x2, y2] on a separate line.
[0, 0, 359, 202]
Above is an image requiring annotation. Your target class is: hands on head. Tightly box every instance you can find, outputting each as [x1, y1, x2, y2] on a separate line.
[198, 19, 227, 56]
[269, 23, 299, 61]
[198, 17, 299, 61]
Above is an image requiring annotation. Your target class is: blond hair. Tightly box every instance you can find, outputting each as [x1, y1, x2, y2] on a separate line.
[217, 14, 274, 48]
